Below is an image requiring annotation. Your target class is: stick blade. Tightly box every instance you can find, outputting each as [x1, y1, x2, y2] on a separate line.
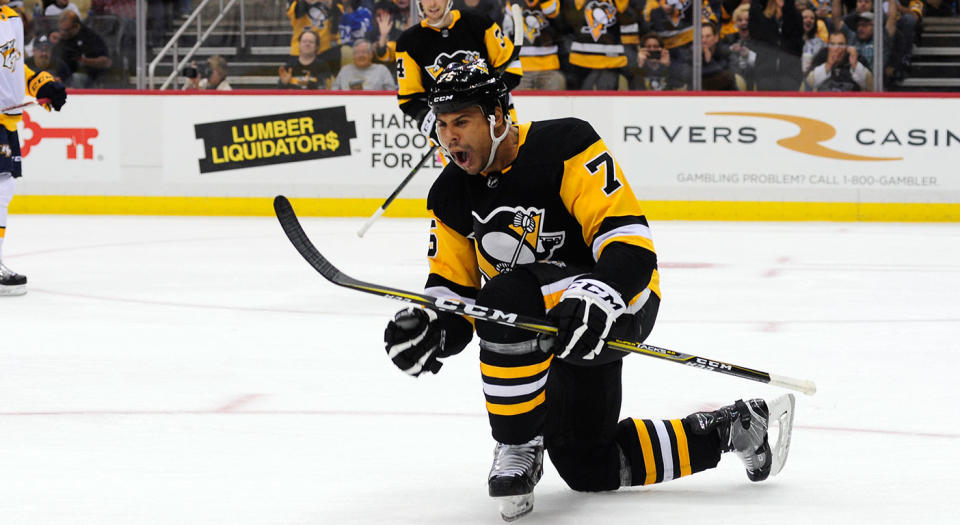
[273, 195, 341, 282]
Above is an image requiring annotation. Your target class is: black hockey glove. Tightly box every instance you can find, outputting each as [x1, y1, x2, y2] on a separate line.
[384, 307, 444, 377]
[36, 81, 67, 111]
[542, 277, 626, 362]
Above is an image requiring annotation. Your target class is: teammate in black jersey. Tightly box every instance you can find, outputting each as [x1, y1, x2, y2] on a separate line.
[382, 60, 796, 521]
[395, 0, 521, 137]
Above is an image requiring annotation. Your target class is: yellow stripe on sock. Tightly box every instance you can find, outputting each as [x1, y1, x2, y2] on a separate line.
[670, 419, 692, 478]
[480, 355, 552, 379]
[0, 226, 5, 238]
[633, 419, 657, 485]
[486, 391, 546, 416]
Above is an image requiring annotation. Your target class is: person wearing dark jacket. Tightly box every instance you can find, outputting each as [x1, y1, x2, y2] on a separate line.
[748, 0, 803, 91]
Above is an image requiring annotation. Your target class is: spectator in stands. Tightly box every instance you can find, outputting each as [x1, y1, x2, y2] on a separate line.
[723, 3, 758, 88]
[647, 0, 721, 89]
[513, 0, 565, 91]
[366, 1, 404, 71]
[44, 0, 80, 16]
[803, 30, 873, 90]
[184, 55, 232, 90]
[50, 11, 113, 88]
[567, 0, 634, 89]
[749, 0, 803, 91]
[25, 34, 72, 84]
[280, 29, 333, 89]
[331, 38, 397, 90]
[453, 0, 504, 22]
[831, 6, 896, 69]
[630, 33, 685, 90]
[340, 0, 373, 46]
[392, 0, 415, 28]
[701, 22, 738, 89]
[288, 0, 344, 76]
[801, 7, 827, 73]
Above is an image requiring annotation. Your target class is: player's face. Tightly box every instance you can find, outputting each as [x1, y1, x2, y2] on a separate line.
[420, 0, 447, 24]
[436, 106, 492, 175]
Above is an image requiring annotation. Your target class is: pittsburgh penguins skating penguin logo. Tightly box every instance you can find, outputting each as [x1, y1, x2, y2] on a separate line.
[426, 50, 482, 79]
[473, 206, 565, 278]
[522, 9, 549, 43]
[581, 1, 618, 42]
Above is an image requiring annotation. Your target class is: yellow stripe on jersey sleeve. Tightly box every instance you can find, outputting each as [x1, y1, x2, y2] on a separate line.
[559, 139, 650, 257]
[428, 214, 482, 291]
[395, 50, 424, 103]
[484, 23, 521, 77]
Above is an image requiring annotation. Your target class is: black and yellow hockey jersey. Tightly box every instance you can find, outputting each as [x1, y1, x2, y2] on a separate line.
[516, 0, 563, 72]
[564, 0, 631, 69]
[395, 10, 522, 124]
[645, 0, 718, 49]
[424, 118, 660, 315]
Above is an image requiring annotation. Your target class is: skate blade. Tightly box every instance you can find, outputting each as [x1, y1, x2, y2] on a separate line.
[767, 393, 796, 477]
[0, 284, 27, 296]
[497, 493, 534, 522]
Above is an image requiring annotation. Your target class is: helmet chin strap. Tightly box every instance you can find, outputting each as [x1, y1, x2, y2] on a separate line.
[481, 114, 509, 173]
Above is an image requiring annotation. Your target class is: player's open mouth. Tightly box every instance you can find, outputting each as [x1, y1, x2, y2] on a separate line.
[452, 150, 470, 166]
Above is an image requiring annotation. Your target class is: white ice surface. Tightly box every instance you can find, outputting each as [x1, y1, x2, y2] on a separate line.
[1, 215, 958, 524]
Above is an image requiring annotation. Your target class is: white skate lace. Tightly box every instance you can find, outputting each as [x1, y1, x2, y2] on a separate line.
[489, 436, 542, 479]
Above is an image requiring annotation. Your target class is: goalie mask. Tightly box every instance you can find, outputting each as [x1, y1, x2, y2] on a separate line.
[427, 59, 512, 172]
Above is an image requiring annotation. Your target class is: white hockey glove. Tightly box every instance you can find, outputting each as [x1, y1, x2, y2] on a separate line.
[384, 307, 444, 377]
[544, 278, 626, 362]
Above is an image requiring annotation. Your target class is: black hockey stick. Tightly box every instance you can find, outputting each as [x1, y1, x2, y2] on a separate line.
[275, 196, 816, 395]
[356, 145, 437, 238]
[356, 4, 526, 238]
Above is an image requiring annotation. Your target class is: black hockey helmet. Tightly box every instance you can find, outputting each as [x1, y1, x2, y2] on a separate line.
[427, 59, 509, 118]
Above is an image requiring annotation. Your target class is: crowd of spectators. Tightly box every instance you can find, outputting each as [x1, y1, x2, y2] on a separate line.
[281, 0, 958, 92]
[8, 0, 960, 91]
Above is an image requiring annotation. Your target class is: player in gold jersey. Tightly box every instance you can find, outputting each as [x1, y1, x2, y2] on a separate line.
[382, 60, 796, 521]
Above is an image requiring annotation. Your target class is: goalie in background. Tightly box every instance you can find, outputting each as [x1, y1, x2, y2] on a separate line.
[1, 0, 68, 296]
[382, 59, 797, 521]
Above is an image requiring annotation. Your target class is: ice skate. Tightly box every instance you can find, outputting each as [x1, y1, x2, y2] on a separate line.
[488, 436, 543, 521]
[0, 262, 26, 296]
[686, 394, 795, 482]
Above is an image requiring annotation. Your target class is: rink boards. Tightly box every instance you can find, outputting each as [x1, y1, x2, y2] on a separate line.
[10, 91, 960, 221]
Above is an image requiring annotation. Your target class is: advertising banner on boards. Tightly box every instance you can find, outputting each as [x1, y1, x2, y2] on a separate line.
[15, 93, 960, 207]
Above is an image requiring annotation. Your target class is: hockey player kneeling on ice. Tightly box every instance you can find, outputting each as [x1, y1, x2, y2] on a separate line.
[382, 60, 796, 522]
[1, 0, 69, 296]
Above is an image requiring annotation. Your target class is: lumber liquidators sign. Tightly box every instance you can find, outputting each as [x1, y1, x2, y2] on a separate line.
[194, 106, 357, 173]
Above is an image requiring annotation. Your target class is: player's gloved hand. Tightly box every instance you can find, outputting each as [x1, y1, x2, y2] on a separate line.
[542, 277, 625, 361]
[36, 81, 67, 111]
[384, 307, 444, 377]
